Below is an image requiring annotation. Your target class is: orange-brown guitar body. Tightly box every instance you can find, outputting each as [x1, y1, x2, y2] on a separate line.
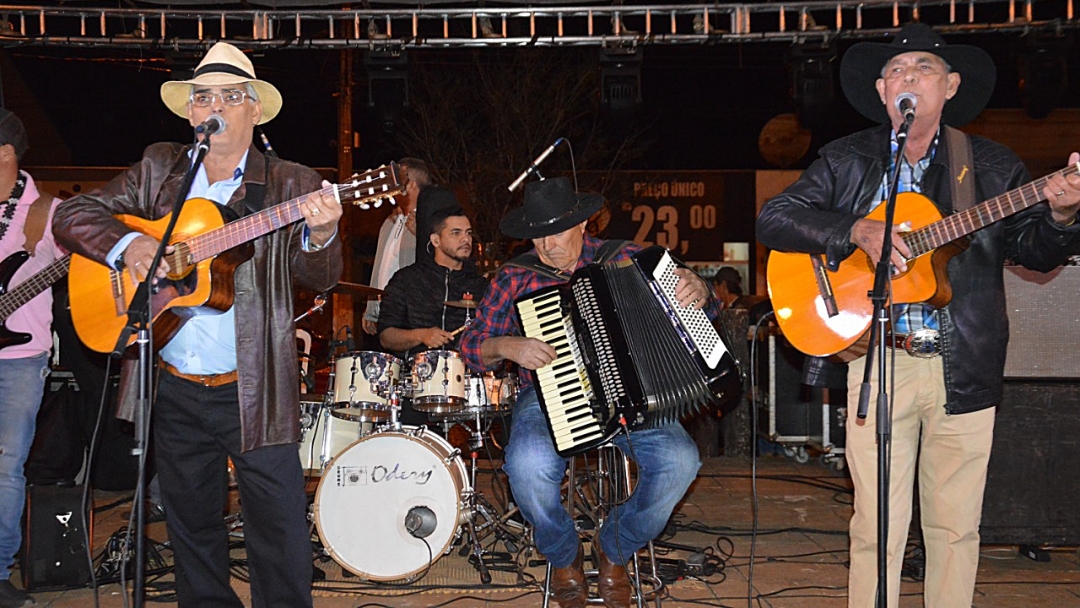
[766, 192, 965, 358]
[68, 197, 253, 353]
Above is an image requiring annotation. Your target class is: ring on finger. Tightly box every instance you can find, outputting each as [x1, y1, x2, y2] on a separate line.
[311, 206, 321, 216]
[1057, 190, 1066, 197]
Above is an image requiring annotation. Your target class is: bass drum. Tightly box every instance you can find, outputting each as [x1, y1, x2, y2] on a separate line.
[313, 427, 469, 581]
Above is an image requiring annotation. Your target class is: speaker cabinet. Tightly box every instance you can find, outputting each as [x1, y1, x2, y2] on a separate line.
[754, 334, 846, 449]
[1004, 265, 1080, 378]
[20, 485, 92, 590]
[981, 381, 1080, 545]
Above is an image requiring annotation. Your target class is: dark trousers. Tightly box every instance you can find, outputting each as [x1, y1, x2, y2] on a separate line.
[153, 373, 312, 608]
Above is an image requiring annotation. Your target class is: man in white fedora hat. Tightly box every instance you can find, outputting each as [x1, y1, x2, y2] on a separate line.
[54, 42, 342, 607]
[758, 23, 1080, 608]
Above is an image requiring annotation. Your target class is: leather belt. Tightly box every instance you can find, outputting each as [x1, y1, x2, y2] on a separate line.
[886, 329, 942, 359]
[159, 360, 238, 387]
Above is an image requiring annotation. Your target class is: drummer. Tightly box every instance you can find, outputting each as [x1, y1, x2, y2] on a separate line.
[377, 195, 490, 421]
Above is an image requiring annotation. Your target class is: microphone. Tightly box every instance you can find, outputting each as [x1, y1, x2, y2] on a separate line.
[895, 92, 917, 124]
[194, 115, 226, 136]
[405, 506, 437, 539]
[344, 326, 355, 352]
[508, 138, 565, 192]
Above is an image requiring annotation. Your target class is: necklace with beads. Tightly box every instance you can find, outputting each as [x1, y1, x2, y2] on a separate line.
[0, 171, 28, 247]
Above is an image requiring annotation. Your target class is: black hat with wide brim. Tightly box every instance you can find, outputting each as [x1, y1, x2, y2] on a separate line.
[840, 23, 996, 127]
[500, 177, 604, 239]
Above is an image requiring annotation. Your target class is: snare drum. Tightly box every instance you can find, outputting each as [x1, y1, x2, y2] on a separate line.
[331, 351, 401, 422]
[313, 427, 469, 581]
[410, 350, 466, 413]
[433, 373, 518, 422]
[298, 398, 362, 472]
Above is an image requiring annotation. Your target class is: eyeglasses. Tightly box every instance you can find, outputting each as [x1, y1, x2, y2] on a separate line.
[189, 90, 249, 107]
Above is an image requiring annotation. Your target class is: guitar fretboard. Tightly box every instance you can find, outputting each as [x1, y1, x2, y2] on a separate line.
[0, 254, 71, 321]
[904, 162, 1080, 258]
[184, 166, 400, 264]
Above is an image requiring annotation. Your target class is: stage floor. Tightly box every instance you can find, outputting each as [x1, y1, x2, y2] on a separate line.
[19, 454, 1080, 607]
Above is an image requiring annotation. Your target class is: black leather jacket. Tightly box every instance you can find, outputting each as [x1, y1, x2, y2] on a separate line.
[52, 142, 342, 451]
[757, 124, 1080, 414]
[377, 253, 490, 362]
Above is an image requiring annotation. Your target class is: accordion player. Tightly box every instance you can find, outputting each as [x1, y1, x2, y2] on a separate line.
[516, 246, 742, 457]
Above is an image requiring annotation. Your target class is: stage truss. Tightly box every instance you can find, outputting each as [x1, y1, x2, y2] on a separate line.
[0, 0, 1075, 52]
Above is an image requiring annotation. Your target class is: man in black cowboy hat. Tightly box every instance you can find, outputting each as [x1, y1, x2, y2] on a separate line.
[54, 42, 342, 607]
[460, 176, 713, 608]
[757, 22, 1080, 608]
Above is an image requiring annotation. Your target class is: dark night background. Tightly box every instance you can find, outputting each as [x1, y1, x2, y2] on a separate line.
[4, 27, 1077, 171]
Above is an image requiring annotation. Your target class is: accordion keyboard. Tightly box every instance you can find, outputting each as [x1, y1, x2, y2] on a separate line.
[517, 289, 605, 453]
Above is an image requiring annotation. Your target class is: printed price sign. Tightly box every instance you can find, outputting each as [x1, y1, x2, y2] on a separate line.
[601, 172, 727, 261]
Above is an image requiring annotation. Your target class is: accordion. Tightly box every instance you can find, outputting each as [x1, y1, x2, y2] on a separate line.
[516, 246, 742, 457]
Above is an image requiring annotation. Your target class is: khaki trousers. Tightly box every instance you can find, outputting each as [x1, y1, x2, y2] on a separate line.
[846, 353, 995, 608]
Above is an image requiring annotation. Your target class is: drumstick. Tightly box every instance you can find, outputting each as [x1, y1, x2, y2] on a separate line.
[448, 325, 467, 337]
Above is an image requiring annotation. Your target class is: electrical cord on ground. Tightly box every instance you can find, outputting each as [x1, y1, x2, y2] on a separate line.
[82, 354, 117, 608]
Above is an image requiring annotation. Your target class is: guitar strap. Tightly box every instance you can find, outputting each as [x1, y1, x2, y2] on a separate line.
[944, 125, 976, 212]
[500, 239, 630, 281]
[21, 194, 53, 256]
[239, 155, 270, 217]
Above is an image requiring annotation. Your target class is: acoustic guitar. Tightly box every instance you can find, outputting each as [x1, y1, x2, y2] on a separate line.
[69, 164, 403, 353]
[766, 162, 1080, 358]
[0, 251, 71, 351]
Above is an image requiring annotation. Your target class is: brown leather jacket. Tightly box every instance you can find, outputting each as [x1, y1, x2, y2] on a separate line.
[52, 142, 342, 451]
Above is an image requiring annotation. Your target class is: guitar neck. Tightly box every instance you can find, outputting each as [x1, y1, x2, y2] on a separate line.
[0, 254, 71, 321]
[184, 186, 334, 262]
[906, 163, 1080, 257]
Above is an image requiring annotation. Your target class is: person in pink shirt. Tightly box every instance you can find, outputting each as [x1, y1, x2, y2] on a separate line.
[0, 108, 65, 608]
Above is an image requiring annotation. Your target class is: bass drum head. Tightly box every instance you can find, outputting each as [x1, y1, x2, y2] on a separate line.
[313, 428, 468, 581]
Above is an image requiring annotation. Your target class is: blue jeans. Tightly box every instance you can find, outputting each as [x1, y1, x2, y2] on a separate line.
[0, 352, 49, 580]
[504, 386, 700, 567]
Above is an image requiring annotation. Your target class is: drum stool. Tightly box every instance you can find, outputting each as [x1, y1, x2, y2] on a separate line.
[541, 444, 664, 608]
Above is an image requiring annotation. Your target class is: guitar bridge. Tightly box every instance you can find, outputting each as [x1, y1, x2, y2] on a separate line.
[109, 269, 127, 316]
[811, 254, 839, 317]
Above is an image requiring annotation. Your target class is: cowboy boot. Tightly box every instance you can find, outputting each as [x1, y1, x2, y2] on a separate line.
[550, 544, 587, 608]
[595, 541, 632, 608]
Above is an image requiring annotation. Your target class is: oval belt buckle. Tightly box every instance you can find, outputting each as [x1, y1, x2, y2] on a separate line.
[904, 328, 941, 359]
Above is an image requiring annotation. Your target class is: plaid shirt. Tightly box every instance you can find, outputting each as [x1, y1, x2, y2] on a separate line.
[460, 234, 719, 389]
[871, 129, 940, 333]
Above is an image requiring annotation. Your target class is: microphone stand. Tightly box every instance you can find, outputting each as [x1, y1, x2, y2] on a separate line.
[855, 113, 912, 608]
[111, 133, 213, 608]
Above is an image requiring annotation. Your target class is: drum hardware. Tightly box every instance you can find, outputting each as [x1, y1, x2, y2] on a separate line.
[294, 292, 328, 323]
[440, 392, 531, 585]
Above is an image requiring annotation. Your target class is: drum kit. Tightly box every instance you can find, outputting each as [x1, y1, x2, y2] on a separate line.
[296, 291, 525, 584]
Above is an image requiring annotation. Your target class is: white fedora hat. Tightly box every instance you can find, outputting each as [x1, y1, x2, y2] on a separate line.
[160, 42, 282, 125]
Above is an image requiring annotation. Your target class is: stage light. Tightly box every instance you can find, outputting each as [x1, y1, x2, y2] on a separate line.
[365, 49, 409, 132]
[600, 46, 642, 112]
[787, 43, 836, 131]
[1019, 36, 1068, 120]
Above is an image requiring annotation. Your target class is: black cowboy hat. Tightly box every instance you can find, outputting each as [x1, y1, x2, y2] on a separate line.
[840, 23, 996, 127]
[500, 177, 604, 239]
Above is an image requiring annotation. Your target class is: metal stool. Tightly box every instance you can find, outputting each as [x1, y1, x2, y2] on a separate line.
[542, 443, 664, 608]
